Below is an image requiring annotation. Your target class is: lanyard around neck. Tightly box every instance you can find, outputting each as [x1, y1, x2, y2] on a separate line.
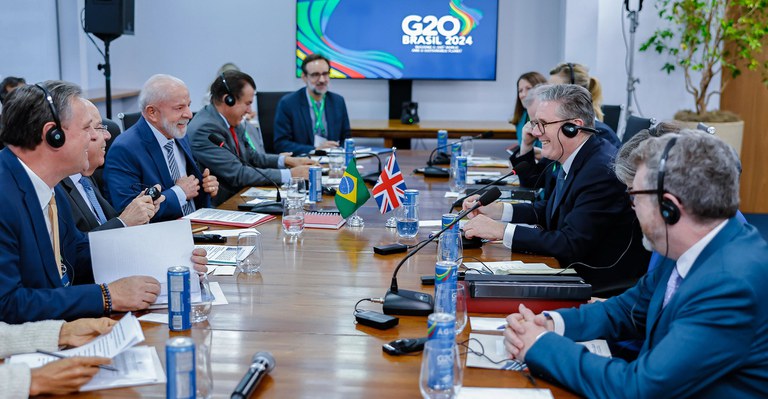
[312, 96, 326, 134]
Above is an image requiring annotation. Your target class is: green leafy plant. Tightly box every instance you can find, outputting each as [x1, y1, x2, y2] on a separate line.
[640, 0, 768, 118]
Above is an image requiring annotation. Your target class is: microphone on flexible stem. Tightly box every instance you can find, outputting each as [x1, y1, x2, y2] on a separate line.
[449, 161, 531, 211]
[382, 187, 502, 316]
[230, 351, 276, 399]
[423, 131, 493, 178]
[208, 134, 284, 215]
[353, 151, 384, 185]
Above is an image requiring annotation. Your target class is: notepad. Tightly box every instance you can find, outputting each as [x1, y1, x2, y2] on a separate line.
[183, 208, 275, 228]
[304, 211, 346, 229]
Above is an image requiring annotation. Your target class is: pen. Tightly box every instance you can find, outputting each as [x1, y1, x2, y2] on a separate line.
[192, 226, 209, 234]
[36, 350, 118, 372]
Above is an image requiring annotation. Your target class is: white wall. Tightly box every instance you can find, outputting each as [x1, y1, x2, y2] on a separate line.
[1, 0, 702, 123]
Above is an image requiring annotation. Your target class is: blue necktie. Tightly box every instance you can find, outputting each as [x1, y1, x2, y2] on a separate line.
[80, 177, 108, 225]
[164, 141, 195, 215]
[552, 164, 566, 216]
[662, 266, 683, 308]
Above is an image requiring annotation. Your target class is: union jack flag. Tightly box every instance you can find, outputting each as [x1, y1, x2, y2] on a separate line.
[372, 153, 407, 214]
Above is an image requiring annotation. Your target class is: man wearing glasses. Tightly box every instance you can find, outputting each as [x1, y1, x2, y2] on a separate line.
[273, 53, 351, 155]
[462, 84, 649, 295]
[59, 99, 163, 233]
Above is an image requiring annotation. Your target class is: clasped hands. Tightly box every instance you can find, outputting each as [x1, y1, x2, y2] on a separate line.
[503, 304, 554, 362]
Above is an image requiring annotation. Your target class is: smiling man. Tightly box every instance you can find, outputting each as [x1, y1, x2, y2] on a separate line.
[462, 84, 649, 294]
[104, 74, 219, 222]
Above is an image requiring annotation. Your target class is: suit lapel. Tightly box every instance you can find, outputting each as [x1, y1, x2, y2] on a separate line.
[645, 257, 675, 348]
[85, 176, 118, 219]
[298, 89, 313, 145]
[61, 177, 100, 230]
[547, 136, 597, 226]
[137, 118, 177, 189]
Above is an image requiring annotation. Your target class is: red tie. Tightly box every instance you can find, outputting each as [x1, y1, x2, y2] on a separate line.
[229, 126, 241, 157]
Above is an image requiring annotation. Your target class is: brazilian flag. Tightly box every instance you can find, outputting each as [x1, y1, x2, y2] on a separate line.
[335, 158, 371, 218]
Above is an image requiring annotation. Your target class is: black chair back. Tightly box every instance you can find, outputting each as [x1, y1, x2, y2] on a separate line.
[118, 111, 142, 131]
[622, 116, 655, 144]
[601, 104, 623, 133]
[256, 91, 291, 154]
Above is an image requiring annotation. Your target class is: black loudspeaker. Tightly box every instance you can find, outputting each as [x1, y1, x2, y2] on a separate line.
[84, 0, 135, 39]
[401, 102, 419, 125]
[657, 137, 680, 225]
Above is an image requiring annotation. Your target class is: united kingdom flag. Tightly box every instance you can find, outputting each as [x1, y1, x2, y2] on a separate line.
[372, 153, 407, 214]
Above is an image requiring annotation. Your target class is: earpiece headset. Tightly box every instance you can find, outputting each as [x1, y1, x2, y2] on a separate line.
[560, 122, 598, 138]
[220, 73, 236, 106]
[657, 137, 680, 225]
[34, 84, 65, 148]
[566, 62, 575, 84]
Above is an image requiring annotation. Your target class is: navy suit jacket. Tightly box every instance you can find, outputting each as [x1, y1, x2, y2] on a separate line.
[0, 149, 103, 323]
[273, 88, 350, 154]
[103, 117, 211, 222]
[510, 135, 649, 292]
[59, 176, 123, 233]
[527, 218, 768, 398]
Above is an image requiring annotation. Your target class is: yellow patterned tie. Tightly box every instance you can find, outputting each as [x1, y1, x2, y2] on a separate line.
[48, 195, 63, 278]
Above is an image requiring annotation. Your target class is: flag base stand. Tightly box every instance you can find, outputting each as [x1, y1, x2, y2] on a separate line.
[348, 210, 364, 228]
[385, 217, 397, 228]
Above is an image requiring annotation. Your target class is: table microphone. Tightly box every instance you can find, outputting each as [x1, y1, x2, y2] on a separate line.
[382, 187, 502, 316]
[230, 351, 276, 399]
[423, 131, 493, 177]
[449, 161, 531, 211]
[353, 151, 385, 184]
[208, 134, 284, 215]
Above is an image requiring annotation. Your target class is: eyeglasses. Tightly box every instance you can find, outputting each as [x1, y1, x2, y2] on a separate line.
[95, 124, 109, 132]
[307, 71, 330, 80]
[626, 188, 659, 206]
[530, 118, 572, 133]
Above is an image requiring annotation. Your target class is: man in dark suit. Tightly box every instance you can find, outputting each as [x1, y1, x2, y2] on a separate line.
[189, 71, 316, 205]
[0, 81, 209, 323]
[60, 99, 163, 232]
[273, 54, 351, 155]
[103, 74, 220, 222]
[463, 84, 648, 293]
[504, 131, 768, 398]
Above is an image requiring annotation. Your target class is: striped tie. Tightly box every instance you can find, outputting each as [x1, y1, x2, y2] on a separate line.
[163, 140, 195, 215]
[80, 177, 108, 224]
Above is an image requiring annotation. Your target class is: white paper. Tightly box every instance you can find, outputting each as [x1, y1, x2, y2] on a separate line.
[458, 388, 554, 399]
[470, 317, 507, 333]
[80, 346, 165, 391]
[183, 208, 272, 226]
[465, 334, 611, 371]
[137, 313, 169, 324]
[90, 220, 199, 304]
[212, 266, 237, 276]
[145, 282, 228, 310]
[240, 187, 284, 199]
[444, 191, 461, 198]
[463, 261, 577, 275]
[419, 220, 442, 227]
[210, 228, 259, 238]
[196, 245, 238, 265]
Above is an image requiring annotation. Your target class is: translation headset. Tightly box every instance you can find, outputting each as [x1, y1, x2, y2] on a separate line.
[657, 137, 680, 225]
[34, 84, 66, 148]
[566, 62, 575, 84]
[560, 122, 598, 138]
[220, 73, 236, 106]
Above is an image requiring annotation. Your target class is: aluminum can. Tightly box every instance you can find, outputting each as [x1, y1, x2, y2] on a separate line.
[308, 166, 322, 203]
[168, 266, 191, 331]
[344, 138, 355, 165]
[434, 261, 458, 314]
[437, 130, 448, 152]
[455, 156, 467, 193]
[441, 213, 460, 234]
[403, 189, 419, 206]
[166, 336, 196, 399]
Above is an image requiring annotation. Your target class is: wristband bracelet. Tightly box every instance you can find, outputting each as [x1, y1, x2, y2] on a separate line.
[100, 283, 113, 316]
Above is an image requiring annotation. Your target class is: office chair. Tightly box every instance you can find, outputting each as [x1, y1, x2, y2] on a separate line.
[117, 111, 142, 131]
[256, 91, 291, 154]
[601, 104, 623, 133]
[622, 116, 656, 144]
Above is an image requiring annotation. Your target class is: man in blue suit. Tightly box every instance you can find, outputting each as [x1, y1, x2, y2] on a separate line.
[463, 85, 648, 294]
[273, 54, 351, 155]
[504, 131, 768, 398]
[0, 81, 209, 323]
[104, 74, 220, 222]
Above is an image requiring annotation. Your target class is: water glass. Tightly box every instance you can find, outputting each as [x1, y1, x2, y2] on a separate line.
[419, 340, 463, 399]
[192, 327, 213, 399]
[437, 231, 463, 265]
[287, 177, 307, 202]
[236, 231, 263, 274]
[327, 148, 346, 179]
[434, 283, 468, 335]
[191, 272, 214, 323]
[460, 136, 474, 158]
[396, 202, 419, 239]
[282, 199, 305, 236]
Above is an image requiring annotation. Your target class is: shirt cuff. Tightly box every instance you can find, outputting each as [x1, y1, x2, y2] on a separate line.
[503, 223, 516, 249]
[115, 217, 127, 227]
[172, 186, 186, 207]
[277, 155, 286, 169]
[543, 311, 565, 336]
[279, 169, 292, 185]
[501, 203, 514, 222]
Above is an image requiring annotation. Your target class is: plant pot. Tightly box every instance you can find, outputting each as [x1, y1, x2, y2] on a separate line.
[676, 120, 744, 157]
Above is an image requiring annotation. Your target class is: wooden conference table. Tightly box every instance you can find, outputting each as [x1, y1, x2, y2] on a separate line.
[351, 119, 517, 149]
[75, 151, 578, 398]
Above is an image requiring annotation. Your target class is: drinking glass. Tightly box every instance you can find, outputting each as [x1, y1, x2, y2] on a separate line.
[192, 327, 213, 399]
[282, 199, 305, 236]
[419, 340, 463, 399]
[461, 136, 474, 158]
[327, 148, 346, 179]
[236, 231, 263, 274]
[434, 283, 468, 335]
[191, 272, 214, 323]
[437, 231, 463, 265]
[287, 177, 307, 202]
[396, 202, 419, 239]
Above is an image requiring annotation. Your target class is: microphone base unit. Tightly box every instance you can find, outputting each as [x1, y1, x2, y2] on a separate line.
[422, 166, 450, 178]
[362, 171, 380, 185]
[432, 152, 451, 165]
[237, 201, 284, 215]
[382, 289, 434, 316]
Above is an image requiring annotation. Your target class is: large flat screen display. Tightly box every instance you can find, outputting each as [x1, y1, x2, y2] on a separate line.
[296, 0, 499, 80]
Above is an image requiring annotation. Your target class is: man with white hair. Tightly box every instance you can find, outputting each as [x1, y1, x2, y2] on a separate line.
[104, 74, 219, 222]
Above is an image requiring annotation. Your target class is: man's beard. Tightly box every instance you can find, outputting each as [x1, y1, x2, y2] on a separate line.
[162, 117, 189, 139]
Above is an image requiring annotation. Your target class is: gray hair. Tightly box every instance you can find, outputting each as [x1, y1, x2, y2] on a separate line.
[629, 130, 740, 222]
[536, 84, 595, 128]
[614, 121, 686, 185]
[138, 74, 187, 112]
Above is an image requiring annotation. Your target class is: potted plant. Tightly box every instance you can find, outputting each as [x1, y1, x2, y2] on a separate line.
[640, 0, 768, 155]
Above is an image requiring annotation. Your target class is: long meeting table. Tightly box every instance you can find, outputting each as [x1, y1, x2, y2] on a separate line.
[72, 150, 579, 398]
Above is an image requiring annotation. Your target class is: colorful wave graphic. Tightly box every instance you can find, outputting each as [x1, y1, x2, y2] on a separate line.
[449, 0, 484, 36]
[296, 0, 404, 79]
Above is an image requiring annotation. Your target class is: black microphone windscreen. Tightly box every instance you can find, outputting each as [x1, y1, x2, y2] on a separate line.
[481, 131, 494, 139]
[252, 351, 276, 372]
[208, 134, 225, 146]
[478, 187, 502, 206]
[513, 161, 532, 176]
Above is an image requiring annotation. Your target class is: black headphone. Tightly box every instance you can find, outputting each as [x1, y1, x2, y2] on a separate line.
[220, 73, 236, 106]
[560, 122, 598, 138]
[34, 84, 66, 148]
[566, 62, 575, 84]
[657, 137, 680, 225]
